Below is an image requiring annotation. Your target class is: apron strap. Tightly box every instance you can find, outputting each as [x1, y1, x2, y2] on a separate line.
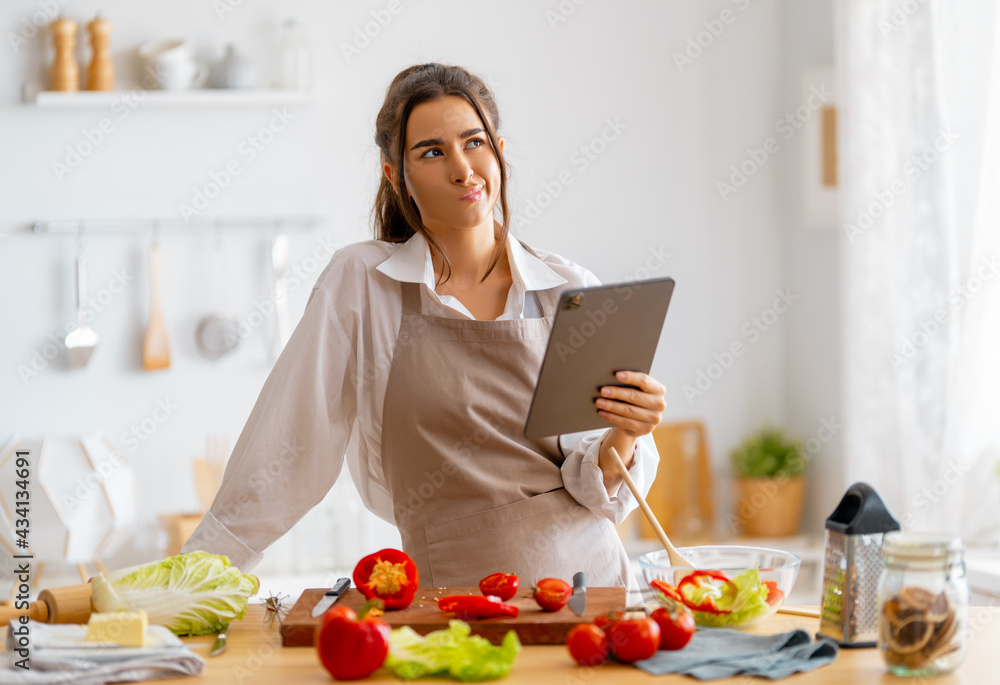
[400, 281, 422, 315]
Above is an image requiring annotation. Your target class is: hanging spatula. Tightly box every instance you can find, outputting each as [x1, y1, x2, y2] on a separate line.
[142, 242, 171, 370]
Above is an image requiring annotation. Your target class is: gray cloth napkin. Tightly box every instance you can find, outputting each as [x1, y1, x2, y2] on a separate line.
[635, 628, 838, 680]
[2, 621, 204, 685]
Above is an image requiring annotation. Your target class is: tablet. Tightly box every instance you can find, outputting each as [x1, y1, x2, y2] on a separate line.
[523, 277, 675, 440]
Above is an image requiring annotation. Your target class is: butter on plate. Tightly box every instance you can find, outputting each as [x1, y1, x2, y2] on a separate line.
[85, 610, 148, 647]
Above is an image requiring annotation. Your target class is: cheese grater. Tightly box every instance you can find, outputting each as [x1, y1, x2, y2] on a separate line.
[817, 482, 900, 648]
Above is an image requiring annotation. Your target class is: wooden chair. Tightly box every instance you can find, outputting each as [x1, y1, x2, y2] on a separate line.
[639, 421, 715, 544]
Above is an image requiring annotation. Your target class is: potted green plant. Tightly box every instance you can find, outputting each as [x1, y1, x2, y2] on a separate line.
[730, 426, 807, 537]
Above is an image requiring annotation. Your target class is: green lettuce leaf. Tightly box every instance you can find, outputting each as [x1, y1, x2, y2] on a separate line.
[90, 551, 260, 636]
[688, 567, 772, 627]
[386, 619, 521, 681]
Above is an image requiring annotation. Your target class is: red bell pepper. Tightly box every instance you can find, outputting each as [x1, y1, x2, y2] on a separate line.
[316, 600, 390, 681]
[649, 579, 684, 604]
[438, 594, 519, 620]
[352, 548, 419, 610]
[676, 570, 736, 614]
[763, 580, 784, 607]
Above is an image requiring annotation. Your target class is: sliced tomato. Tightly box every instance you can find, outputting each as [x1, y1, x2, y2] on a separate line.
[763, 580, 784, 607]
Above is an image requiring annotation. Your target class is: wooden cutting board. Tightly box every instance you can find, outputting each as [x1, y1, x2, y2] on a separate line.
[281, 586, 626, 647]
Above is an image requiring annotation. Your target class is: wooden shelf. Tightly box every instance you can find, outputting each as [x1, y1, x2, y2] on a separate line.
[28, 88, 316, 109]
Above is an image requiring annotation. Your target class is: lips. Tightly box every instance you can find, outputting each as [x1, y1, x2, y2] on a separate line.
[460, 186, 484, 201]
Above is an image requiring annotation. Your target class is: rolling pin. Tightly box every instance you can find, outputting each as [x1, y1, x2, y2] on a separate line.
[0, 584, 93, 624]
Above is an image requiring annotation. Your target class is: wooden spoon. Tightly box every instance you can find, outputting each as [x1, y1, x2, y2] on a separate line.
[608, 446, 694, 570]
[142, 242, 170, 370]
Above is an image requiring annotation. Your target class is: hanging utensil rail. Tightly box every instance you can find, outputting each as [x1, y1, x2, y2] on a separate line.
[32, 215, 325, 234]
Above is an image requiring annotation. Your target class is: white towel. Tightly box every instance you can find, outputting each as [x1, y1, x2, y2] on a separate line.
[2, 621, 204, 685]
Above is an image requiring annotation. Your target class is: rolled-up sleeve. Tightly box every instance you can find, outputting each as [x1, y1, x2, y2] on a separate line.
[182, 256, 359, 572]
[559, 430, 659, 525]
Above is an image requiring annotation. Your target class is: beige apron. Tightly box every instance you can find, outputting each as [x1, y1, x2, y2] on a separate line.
[381, 277, 634, 589]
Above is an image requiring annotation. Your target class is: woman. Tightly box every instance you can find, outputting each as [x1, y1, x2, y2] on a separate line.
[183, 64, 666, 590]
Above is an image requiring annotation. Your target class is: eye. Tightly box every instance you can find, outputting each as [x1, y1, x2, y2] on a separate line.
[420, 148, 443, 158]
[466, 138, 485, 149]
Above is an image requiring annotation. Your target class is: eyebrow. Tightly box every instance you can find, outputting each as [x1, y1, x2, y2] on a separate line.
[410, 128, 485, 151]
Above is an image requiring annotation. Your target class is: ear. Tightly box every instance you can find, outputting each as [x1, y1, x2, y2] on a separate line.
[383, 161, 400, 196]
[498, 137, 504, 152]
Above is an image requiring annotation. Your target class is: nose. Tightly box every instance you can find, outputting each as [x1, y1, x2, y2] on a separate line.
[449, 153, 474, 185]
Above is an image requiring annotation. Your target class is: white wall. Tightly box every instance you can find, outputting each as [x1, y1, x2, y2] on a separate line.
[0, 0, 837, 578]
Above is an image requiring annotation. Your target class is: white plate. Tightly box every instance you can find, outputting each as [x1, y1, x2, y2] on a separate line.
[36, 624, 186, 661]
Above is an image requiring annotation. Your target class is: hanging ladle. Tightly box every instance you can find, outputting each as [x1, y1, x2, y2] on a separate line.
[195, 224, 240, 360]
[65, 237, 99, 369]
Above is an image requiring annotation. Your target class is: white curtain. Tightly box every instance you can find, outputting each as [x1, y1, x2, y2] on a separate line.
[836, 0, 1000, 541]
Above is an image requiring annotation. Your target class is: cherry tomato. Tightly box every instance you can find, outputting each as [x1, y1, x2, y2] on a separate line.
[566, 623, 610, 666]
[650, 600, 696, 650]
[479, 572, 519, 601]
[605, 616, 660, 663]
[532, 577, 572, 612]
[593, 610, 624, 631]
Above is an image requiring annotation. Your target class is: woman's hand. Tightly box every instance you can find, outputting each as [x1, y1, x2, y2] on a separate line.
[596, 370, 666, 438]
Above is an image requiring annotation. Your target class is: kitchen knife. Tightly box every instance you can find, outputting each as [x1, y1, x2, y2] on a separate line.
[208, 625, 228, 657]
[569, 571, 587, 617]
[311, 577, 352, 618]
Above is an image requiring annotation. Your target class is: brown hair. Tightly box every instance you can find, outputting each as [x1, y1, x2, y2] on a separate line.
[372, 63, 510, 285]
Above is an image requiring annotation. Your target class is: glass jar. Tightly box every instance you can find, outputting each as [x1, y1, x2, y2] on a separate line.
[878, 532, 968, 677]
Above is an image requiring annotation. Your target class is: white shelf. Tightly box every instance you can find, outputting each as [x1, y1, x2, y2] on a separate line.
[29, 88, 316, 109]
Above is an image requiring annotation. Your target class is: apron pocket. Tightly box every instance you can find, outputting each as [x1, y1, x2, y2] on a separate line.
[424, 489, 627, 587]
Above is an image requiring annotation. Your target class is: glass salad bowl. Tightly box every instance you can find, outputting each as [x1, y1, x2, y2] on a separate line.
[638, 545, 801, 628]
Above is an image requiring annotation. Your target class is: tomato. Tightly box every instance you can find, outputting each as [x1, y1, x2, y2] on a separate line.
[316, 601, 390, 680]
[593, 611, 624, 631]
[605, 616, 660, 663]
[650, 600, 696, 650]
[566, 623, 610, 666]
[479, 572, 519, 601]
[532, 577, 572, 612]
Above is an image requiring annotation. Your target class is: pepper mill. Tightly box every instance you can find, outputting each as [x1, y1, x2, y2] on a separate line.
[49, 16, 80, 92]
[86, 14, 114, 91]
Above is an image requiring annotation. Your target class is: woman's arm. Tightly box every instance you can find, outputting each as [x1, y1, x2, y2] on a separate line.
[182, 260, 360, 571]
[595, 370, 667, 489]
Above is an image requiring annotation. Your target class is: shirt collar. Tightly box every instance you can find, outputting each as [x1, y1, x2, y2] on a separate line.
[376, 231, 567, 292]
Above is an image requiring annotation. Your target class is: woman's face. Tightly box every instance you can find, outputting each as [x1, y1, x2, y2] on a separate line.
[387, 95, 503, 236]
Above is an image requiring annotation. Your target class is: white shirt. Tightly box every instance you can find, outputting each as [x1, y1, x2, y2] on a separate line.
[183, 231, 659, 572]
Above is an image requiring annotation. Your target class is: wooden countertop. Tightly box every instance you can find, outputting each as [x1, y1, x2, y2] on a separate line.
[181, 603, 994, 683]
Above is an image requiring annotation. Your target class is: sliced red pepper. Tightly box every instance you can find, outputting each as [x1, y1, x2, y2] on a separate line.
[763, 580, 784, 607]
[352, 548, 419, 610]
[676, 570, 736, 614]
[437, 594, 519, 620]
[649, 579, 684, 603]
